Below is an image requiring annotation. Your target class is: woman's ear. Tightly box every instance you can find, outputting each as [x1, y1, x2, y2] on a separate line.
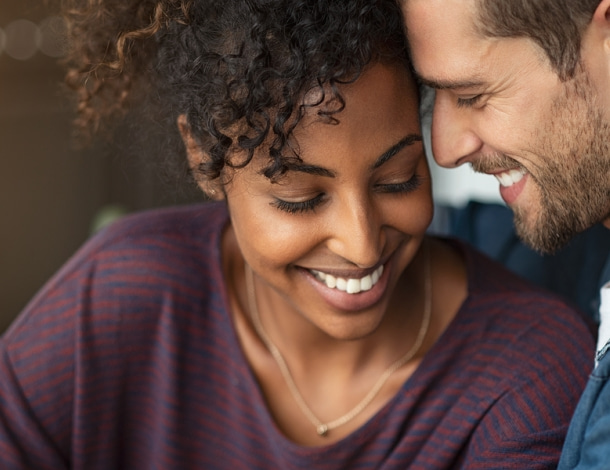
[177, 114, 225, 200]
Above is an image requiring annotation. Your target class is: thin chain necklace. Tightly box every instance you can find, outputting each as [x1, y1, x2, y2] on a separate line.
[244, 244, 431, 437]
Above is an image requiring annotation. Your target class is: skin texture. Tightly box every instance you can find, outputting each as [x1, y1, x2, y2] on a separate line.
[183, 62, 466, 445]
[225, 62, 432, 340]
[403, 0, 610, 253]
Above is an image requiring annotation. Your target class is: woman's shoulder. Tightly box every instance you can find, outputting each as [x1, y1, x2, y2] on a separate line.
[70, 201, 227, 274]
[94, 201, 227, 248]
[445, 236, 594, 315]
[5, 202, 229, 339]
[433, 236, 595, 361]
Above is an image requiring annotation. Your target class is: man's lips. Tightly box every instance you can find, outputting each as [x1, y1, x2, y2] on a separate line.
[489, 168, 528, 205]
[491, 168, 527, 187]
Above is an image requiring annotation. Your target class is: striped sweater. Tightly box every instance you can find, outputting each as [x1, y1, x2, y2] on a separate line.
[0, 202, 594, 469]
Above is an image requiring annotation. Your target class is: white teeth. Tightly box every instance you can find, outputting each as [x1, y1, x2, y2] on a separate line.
[346, 279, 361, 294]
[311, 265, 384, 295]
[495, 168, 526, 187]
[325, 274, 337, 289]
[360, 275, 372, 291]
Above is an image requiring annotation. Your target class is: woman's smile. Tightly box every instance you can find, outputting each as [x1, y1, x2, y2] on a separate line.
[310, 264, 384, 294]
[301, 257, 393, 313]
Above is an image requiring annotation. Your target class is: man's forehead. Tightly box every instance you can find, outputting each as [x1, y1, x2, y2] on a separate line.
[402, 0, 480, 30]
[402, 0, 498, 87]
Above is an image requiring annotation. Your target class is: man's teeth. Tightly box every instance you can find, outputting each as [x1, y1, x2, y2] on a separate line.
[311, 265, 384, 294]
[495, 168, 526, 187]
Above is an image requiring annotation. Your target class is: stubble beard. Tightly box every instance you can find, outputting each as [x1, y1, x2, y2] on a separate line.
[474, 67, 610, 254]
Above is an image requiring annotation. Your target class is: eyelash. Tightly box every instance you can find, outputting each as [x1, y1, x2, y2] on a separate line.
[374, 174, 422, 194]
[271, 174, 422, 214]
[272, 194, 325, 214]
[456, 95, 483, 108]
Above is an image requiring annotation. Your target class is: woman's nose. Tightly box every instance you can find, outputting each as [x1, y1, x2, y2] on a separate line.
[326, 198, 384, 269]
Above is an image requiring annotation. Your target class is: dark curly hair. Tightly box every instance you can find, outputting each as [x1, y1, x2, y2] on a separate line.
[59, 0, 410, 183]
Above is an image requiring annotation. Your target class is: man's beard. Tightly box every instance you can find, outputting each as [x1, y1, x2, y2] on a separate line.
[473, 67, 610, 254]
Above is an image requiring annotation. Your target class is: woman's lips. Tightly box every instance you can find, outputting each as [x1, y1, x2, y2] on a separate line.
[301, 259, 392, 312]
[309, 264, 384, 294]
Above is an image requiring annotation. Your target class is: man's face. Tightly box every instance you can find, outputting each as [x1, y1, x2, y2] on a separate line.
[403, 0, 610, 253]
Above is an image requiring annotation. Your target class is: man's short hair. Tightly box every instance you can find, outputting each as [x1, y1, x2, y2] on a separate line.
[476, 0, 599, 80]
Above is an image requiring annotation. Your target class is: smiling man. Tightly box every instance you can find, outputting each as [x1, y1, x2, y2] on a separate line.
[401, 0, 610, 468]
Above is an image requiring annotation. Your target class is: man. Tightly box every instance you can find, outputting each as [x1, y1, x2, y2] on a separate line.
[401, 0, 610, 468]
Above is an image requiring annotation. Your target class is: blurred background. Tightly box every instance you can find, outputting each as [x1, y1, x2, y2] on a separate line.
[0, 0, 202, 333]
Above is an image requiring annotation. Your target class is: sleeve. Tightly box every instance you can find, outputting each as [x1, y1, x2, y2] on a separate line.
[460, 378, 573, 469]
[463, 432, 569, 470]
[460, 297, 594, 469]
[0, 337, 72, 470]
[0, 245, 87, 469]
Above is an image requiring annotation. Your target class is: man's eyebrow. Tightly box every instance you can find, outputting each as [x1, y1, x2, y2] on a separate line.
[373, 134, 422, 169]
[418, 76, 486, 91]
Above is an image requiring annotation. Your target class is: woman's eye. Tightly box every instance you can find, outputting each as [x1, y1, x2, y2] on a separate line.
[271, 193, 325, 214]
[456, 94, 483, 108]
[271, 174, 422, 214]
[375, 174, 422, 194]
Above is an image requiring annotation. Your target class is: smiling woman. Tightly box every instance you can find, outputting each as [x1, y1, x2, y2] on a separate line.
[0, 0, 596, 468]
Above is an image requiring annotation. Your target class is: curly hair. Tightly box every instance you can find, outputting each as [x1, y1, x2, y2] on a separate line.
[59, 0, 410, 182]
[476, 0, 599, 81]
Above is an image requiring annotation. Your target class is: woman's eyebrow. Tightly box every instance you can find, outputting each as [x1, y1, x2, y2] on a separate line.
[278, 133, 422, 177]
[372, 134, 423, 169]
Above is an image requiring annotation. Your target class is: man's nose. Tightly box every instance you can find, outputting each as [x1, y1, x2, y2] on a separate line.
[431, 90, 483, 168]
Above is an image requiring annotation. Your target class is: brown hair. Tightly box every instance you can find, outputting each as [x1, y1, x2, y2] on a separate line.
[476, 0, 599, 80]
[60, 0, 190, 139]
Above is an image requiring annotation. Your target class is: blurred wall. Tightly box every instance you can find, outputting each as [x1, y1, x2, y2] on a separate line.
[0, 1, 201, 333]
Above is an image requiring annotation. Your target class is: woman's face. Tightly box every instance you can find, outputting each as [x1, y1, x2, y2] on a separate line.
[224, 61, 432, 340]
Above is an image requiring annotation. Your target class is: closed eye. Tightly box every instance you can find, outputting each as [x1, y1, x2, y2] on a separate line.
[271, 174, 422, 214]
[456, 94, 483, 108]
[375, 174, 422, 194]
[271, 193, 325, 214]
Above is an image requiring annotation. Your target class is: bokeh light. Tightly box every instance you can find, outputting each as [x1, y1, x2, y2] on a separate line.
[4, 19, 40, 61]
[1, 17, 67, 61]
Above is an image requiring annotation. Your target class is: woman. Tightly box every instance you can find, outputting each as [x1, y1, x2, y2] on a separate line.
[0, 0, 593, 468]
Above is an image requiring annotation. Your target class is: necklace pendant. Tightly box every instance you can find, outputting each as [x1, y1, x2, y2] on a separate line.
[316, 424, 329, 436]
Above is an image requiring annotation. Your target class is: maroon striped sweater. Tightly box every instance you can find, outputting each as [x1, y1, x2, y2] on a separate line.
[0, 202, 594, 469]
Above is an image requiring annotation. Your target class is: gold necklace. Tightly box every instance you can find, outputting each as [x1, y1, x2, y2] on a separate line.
[244, 244, 431, 437]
